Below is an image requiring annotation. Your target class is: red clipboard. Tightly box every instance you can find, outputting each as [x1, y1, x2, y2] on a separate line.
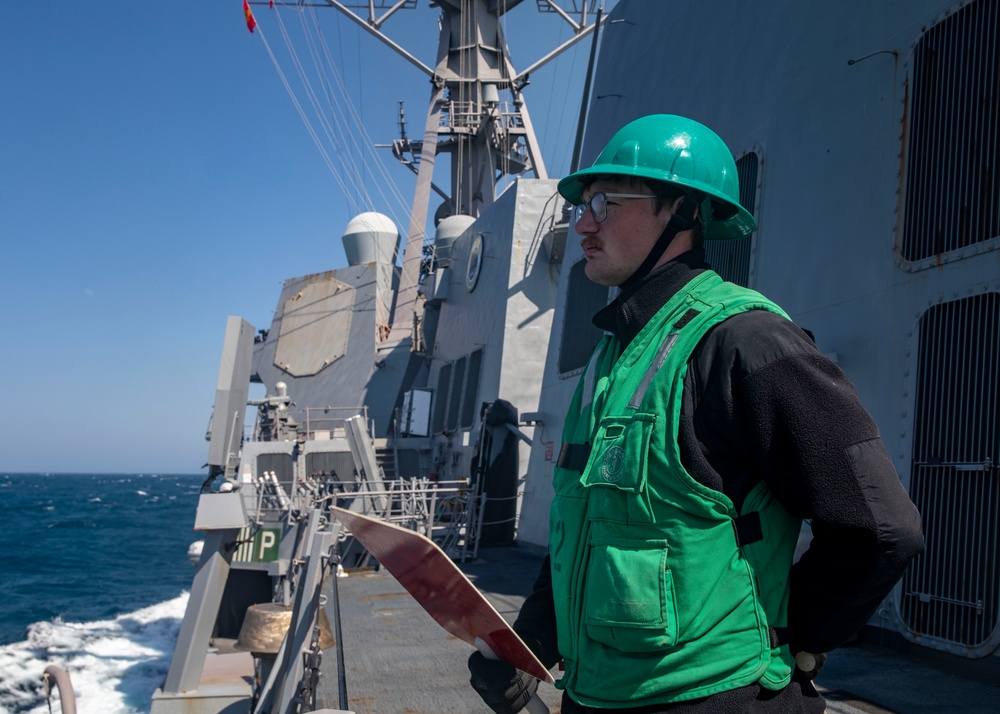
[331, 506, 554, 685]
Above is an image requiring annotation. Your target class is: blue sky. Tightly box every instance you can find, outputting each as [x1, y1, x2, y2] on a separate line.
[0, 1, 608, 474]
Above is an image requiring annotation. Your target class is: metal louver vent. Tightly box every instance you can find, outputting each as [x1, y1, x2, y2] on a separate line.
[257, 452, 295, 492]
[900, 0, 1000, 265]
[447, 356, 467, 431]
[704, 150, 760, 287]
[432, 362, 452, 434]
[558, 259, 609, 375]
[900, 292, 1000, 655]
[461, 349, 483, 428]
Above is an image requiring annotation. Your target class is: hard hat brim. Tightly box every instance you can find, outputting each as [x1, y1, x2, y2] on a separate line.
[558, 164, 757, 241]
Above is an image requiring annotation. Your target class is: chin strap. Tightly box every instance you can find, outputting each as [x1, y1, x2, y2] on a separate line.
[619, 196, 699, 291]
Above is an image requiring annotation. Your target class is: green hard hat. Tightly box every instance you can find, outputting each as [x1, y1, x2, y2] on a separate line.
[558, 114, 756, 240]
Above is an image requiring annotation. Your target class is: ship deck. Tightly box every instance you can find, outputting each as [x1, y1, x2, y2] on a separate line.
[315, 546, 1000, 714]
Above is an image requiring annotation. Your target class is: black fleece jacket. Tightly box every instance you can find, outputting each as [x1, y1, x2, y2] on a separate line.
[513, 249, 924, 713]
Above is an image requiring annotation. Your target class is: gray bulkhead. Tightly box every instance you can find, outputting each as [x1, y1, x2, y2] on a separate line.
[251, 259, 408, 439]
[423, 178, 562, 487]
[520, 0, 1000, 665]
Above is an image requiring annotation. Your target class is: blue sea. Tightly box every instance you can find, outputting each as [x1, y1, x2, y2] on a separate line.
[0, 473, 204, 714]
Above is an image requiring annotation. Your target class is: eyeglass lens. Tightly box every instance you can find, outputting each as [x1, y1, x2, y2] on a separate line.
[574, 192, 608, 223]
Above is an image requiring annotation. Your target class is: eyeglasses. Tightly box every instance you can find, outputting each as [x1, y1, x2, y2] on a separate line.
[573, 192, 658, 224]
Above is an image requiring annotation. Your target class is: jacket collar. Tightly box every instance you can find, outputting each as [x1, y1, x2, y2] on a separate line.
[592, 248, 710, 349]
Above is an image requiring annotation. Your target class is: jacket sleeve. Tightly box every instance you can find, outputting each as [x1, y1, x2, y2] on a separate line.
[512, 554, 562, 669]
[732, 317, 925, 653]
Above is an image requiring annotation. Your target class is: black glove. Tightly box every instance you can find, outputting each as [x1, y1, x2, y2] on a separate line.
[468, 650, 539, 714]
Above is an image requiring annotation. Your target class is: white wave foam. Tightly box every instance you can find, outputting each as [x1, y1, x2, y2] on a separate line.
[0, 593, 188, 714]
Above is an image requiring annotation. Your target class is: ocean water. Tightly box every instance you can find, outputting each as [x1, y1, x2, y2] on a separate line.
[0, 473, 204, 714]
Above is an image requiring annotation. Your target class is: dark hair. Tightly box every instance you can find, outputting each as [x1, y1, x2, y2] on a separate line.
[578, 174, 705, 246]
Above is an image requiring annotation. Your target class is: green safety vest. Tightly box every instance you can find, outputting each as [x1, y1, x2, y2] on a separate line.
[550, 270, 802, 707]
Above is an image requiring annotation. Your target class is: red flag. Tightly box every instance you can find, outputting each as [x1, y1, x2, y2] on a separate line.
[269, 0, 274, 7]
[244, 0, 257, 33]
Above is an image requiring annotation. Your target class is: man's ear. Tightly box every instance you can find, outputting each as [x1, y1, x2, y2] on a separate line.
[671, 195, 699, 222]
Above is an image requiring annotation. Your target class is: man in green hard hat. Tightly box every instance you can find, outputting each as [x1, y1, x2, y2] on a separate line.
[468, 114, 924, 713]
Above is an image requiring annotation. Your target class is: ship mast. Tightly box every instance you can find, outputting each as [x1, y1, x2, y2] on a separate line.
[319, 0, 602, 344]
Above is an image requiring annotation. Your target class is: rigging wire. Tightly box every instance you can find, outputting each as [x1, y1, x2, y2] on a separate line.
[253, 21, 359, 211]
[552, 30, 580, 175]
[292, 6, 414, 279]
[250, 3, 416, 260]
[356, 12, 366, 206]
[273, 8, 373, 215]
[295, 6, 418, 235]
[453, 0, 467, 218]
[290, 8, 375, 210]
[248, 2, 596, 265]
[321, 17, 412, 212]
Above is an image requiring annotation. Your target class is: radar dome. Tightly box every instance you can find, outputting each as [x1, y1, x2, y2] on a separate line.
[434, 214, 476, 265]
[341, 212, 400, 267]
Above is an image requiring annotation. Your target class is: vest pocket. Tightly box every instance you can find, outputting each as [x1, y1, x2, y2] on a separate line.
[581, 412, 656, 524]
[584, 536, 678, 652]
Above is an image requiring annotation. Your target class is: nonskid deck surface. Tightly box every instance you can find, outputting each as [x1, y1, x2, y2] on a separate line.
[818, 642, 1000, 714]
[315, 546, 1000, 714]
[315, 545, 563, 713]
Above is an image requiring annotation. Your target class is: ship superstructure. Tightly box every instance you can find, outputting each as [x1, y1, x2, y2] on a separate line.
[148, 2, 601, 713]
[39, 1, 998, 713]
[520, 0, 1000, 674]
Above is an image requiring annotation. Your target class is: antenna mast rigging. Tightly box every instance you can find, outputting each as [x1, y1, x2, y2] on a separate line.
[302, 0, 604, 340]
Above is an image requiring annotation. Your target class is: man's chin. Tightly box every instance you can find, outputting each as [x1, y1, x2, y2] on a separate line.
[583, 263, 619, 287]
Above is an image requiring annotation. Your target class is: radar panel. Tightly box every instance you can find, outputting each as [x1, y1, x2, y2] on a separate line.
[274, 276, 355, 376]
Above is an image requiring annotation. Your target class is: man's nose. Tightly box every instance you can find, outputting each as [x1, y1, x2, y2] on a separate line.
[574, 206, 597, 234]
